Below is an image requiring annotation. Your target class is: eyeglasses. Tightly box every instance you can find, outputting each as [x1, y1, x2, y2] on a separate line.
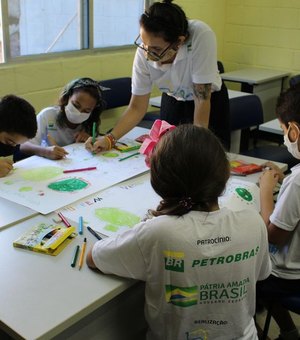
[134, 35, 172, 62]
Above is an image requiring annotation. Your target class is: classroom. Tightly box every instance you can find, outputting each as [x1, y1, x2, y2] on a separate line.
[0, 1, 300, 339]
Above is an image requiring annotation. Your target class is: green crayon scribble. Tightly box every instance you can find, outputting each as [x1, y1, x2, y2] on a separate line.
[21, 166, 63, 181]
[95, 207, 140, 229]
[104, 224, 120, 232]
[102, 152, 119, 158]
[235, 187, 253, 202]
[4, 180, 13, 185]
[48, 178, 88, 192]
[19, 186, 32, 192]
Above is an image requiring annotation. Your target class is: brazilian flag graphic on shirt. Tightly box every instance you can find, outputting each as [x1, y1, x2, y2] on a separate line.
[165, 285, 198, 307]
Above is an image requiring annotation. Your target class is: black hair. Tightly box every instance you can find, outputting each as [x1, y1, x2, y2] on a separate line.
[0, 94, 37, 138]
[57, 77, 104, 135]
[140, 0, 189, 43]
[276, 83, 300, 128]
[150, 124, 230, 216]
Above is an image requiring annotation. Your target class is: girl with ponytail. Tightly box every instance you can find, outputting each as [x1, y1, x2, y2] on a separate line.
[87, 124, 271, 339]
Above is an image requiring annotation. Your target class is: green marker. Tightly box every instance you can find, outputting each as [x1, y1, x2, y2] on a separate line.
[118, 152, 140, 162]
[71, 245, 80, 268]
[92, 122, 97, 145]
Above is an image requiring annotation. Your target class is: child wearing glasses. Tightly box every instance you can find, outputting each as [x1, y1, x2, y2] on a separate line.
[257, 84, 300, 340]
[19, 77, 104, 160]
[85, 0, 230, 154]
[0, 95, 37, 177]
[87, 124, 271, 339]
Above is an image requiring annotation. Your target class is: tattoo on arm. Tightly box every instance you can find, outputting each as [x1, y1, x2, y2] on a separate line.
[193, 84, 212, 100]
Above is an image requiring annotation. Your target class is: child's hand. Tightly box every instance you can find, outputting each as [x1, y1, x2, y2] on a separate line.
[45, 146, 68, 160]
[0, 158, 13, 177]
[85, 136, 110, 154]
[259, 168, 279, 192]
[262, 161, 285, 183]
[74, 131, 90, 143]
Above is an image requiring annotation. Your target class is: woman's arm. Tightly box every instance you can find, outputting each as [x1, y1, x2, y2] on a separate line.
[193, 83, 212, 128]
[85, 93, 151, 153]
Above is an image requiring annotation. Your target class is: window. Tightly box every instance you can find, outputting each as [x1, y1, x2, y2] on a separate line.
[0, 0, 150, 63]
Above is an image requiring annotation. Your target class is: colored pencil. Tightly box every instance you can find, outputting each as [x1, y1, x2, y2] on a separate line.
[78, 238, 87, 270]
[71, 245, 80, 267]
[118, 152, 140, 162]
[63, 167, 97, 174]
[92, 122, 96, 145]
[87, 226, 102, 240]
[58, 212, 71, 228]
[78, 216, 83, 235]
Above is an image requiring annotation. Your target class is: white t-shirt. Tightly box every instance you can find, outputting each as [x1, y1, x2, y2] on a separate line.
[269, 163, 300, 279]
[132, 20, 222, 101]
[30, 106, 81, 146]
[92, 208, 271, 340]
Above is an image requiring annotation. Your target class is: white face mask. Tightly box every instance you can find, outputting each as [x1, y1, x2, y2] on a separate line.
[65, 102, 90, 124]
[283, 123, 300, 159]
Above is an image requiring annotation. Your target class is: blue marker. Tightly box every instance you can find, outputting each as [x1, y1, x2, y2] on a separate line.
[78, 216, 83, 235]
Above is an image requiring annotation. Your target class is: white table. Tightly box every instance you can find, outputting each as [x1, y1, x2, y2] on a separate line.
[221, 68, 289, 122]
[259, 118, 282, 135]
[0, 197, 37, 231]
[0, 127, 287, 339]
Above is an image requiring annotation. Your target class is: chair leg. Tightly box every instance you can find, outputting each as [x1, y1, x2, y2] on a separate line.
[262, 307, 273, 340]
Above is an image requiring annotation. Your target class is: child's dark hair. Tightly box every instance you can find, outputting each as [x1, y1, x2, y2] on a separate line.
[140, 0, 189, 43]
[0, 94, 37, 138]
[276, 83, 300, 128]
[150, 125, 230, 216]
[57, 77, 104, 135]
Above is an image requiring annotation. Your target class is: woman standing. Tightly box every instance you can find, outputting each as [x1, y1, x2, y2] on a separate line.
[86, 0, 230, 153]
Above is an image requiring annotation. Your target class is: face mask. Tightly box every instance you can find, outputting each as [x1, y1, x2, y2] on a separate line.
[145, 46, 178, 63]
[65, 102, 90, 124]
[283, 123, 300, 159]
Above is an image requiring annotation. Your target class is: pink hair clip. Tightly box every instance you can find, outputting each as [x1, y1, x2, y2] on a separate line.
[139, 119, 176, 167]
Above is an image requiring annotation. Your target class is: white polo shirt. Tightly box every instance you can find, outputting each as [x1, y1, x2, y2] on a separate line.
[132, 20, 222, 101]
[270, 163, 300, 279]
[30, 106, 81, 146]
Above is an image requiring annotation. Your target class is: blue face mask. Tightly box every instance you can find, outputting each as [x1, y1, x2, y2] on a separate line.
[283, 123, 300, 159]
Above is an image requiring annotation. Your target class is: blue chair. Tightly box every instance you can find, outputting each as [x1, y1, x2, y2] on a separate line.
[229, 94, 298, 171]
[98, 77, 132, 110]
[261, 296, 300, 340]
[289, 74, 300, 88]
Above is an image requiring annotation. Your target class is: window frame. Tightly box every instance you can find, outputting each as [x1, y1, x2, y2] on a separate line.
[0, 0, 153, 64]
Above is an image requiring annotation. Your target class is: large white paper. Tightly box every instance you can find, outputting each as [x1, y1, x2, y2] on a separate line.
[0, 143, 148, 214]
[219, 178, 260, 212]
[60, 173, 160, 238]
[60, 176, 260, 239]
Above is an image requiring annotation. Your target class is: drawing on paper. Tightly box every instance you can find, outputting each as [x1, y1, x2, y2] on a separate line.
[95, 207, 140, 232]
[219, 178, 260, 211]
[21, 166, 63, 181]
[0, 142, 148, 214]
[48, 178, 89, 192]
[102, 152, 119, 158]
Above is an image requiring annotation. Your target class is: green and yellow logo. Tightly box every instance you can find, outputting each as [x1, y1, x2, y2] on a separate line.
[165, 284, 198, 307]
[164, 250, 184, 272]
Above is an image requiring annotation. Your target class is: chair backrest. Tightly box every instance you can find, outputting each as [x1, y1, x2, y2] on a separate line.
[217, 60, 225, 74]
[289, 74, 300, 88]
[230, 94, 264, 131]
[98, 77, 132, 109]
